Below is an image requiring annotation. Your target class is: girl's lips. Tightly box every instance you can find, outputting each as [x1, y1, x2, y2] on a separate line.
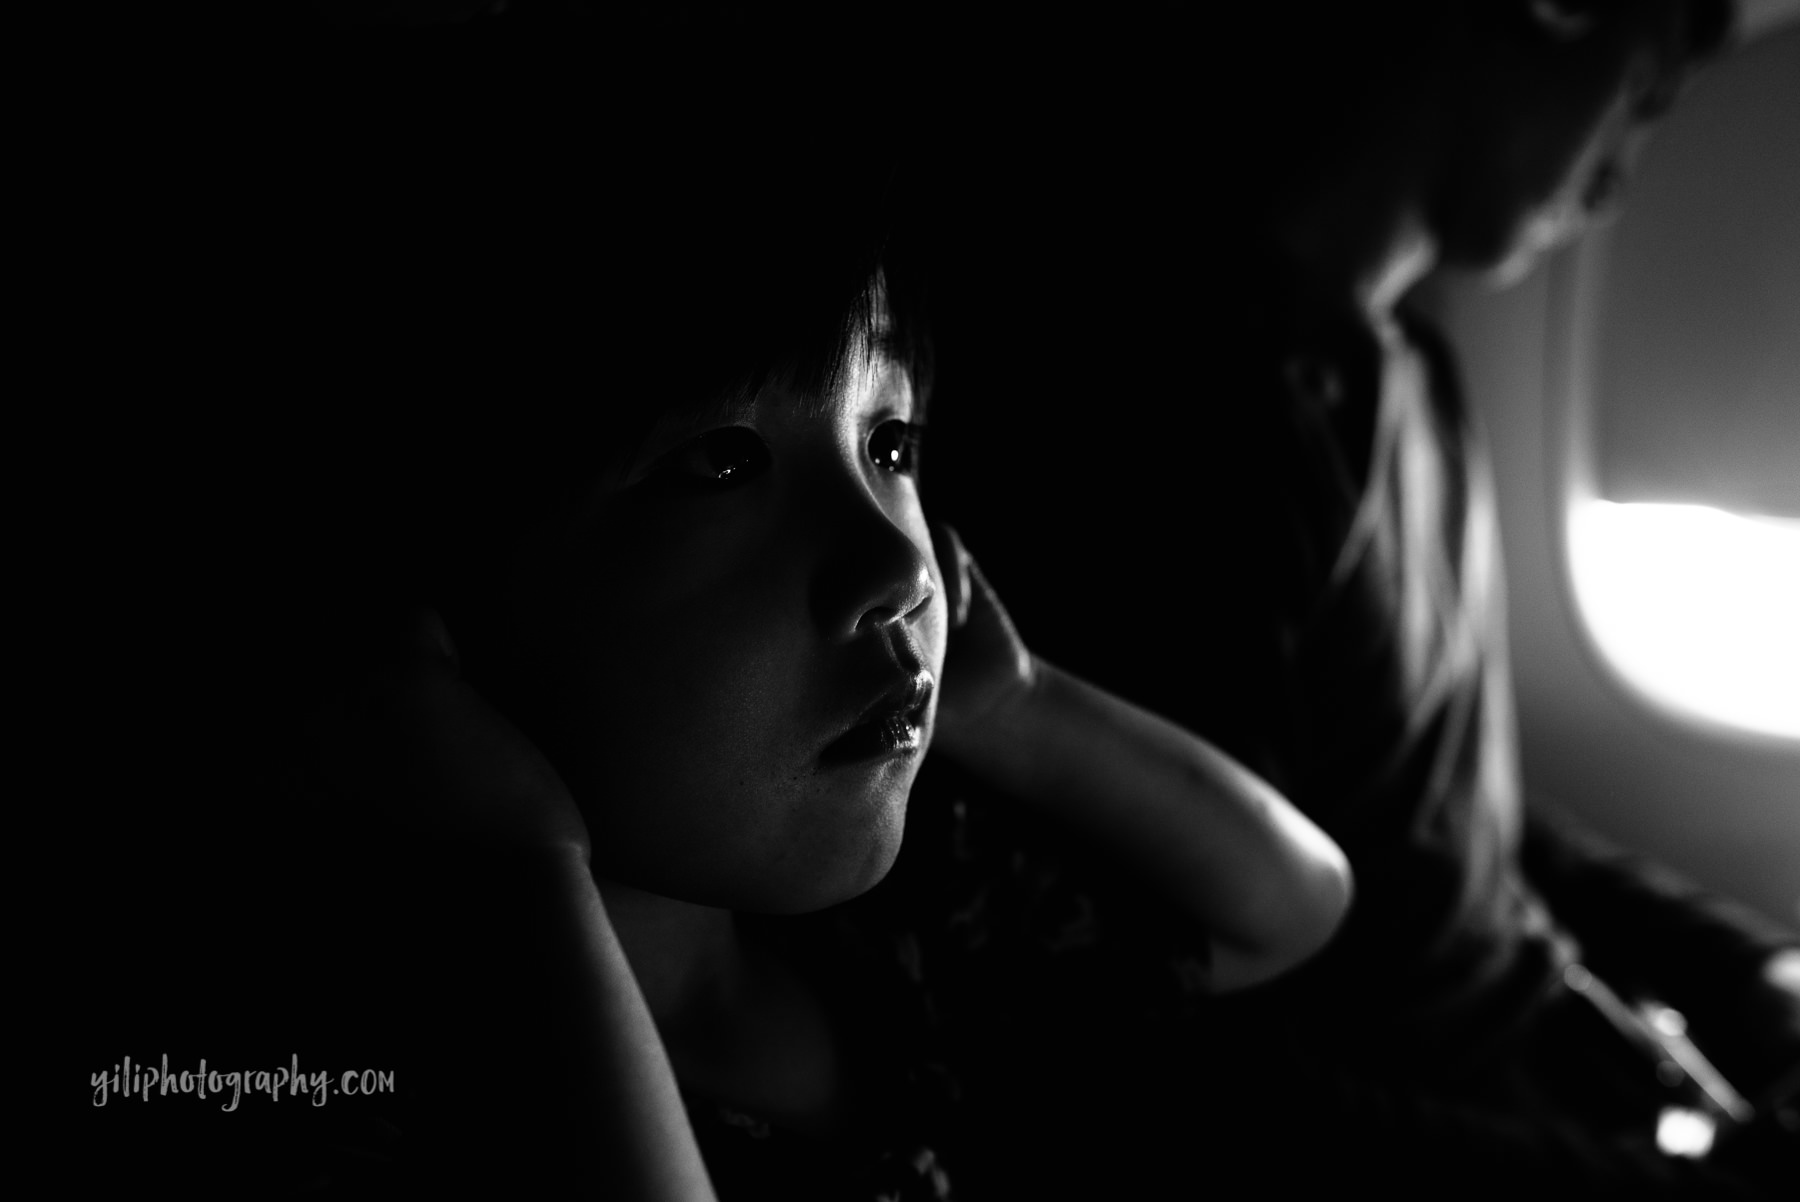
[819, 709, 921, 765]
[819, 673, 933, 767]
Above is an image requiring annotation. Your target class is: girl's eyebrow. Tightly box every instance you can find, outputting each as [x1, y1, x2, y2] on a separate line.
[870, 320, 905, 366]
[665, 389, 759, 431]
[877, 352, 926, 423]
[633, 392, 759, 458]
[603, 391, 759, 494]
[870, 358, 917, 416]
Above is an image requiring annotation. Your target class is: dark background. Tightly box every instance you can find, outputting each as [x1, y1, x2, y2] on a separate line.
[37, 3, 1257, 1189]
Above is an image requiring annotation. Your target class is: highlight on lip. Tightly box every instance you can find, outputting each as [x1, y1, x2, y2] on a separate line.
[820, 674, 934, 766]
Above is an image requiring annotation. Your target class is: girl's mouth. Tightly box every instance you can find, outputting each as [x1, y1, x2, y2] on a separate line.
[819, 674, 933, 767]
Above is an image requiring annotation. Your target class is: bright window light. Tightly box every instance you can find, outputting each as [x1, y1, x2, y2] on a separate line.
[1655, 1107, 1717, 1159]
[1568, 500, 1800, 739]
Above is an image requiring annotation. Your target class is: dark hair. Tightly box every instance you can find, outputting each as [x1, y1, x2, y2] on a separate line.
[125, 10, 935, 807]
[60, 14, 944, 1111]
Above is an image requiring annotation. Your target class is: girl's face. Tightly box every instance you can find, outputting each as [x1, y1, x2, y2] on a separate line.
[505, 341, 946, 914]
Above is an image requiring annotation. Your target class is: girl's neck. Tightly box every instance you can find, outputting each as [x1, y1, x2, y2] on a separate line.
[597, 877, 750, 1041]
[599, 876, 847, 1133]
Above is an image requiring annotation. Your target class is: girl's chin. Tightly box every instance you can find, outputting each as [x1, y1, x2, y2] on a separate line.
[765, 791, 909, 915]
[588, 756, 916, 914]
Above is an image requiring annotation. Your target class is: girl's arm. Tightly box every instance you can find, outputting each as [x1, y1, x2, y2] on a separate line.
[929, 528, 1352, 992]
[316, 611, 718, 1200]
[500, 846, 719, 1199]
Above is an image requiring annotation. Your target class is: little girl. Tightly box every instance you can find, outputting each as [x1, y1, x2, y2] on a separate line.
[73, 10, 1348, 1198]
[304, 313, 1353, 1201]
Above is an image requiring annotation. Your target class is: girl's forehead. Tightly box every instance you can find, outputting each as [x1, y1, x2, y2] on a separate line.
[783, 355, 915, 427]
[668, 343, 914, 431]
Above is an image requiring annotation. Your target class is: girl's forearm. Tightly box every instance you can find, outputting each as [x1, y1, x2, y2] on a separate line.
[502, 849, 719, 1201]
[953, 659, 1352, 991]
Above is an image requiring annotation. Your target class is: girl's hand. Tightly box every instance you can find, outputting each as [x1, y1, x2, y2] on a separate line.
[307, 611, 718, 1199]
[927, 525, 1353, 990]
[309, 608, 591, 862]
[930, 523, 1038, 757]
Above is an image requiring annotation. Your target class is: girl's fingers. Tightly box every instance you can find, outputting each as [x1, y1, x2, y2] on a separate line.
[310, 608, 589, 857]
[924, 525, 1037, 743]
[943, 529, 1004, 636]
[962, 554, 1032, 680]
[963, 554, 998, 626]
[931, 521, 973, 629]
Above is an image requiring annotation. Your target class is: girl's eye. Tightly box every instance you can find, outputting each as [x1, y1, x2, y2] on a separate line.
[867, 419, 923, 476]
[656, 427, 771, 491]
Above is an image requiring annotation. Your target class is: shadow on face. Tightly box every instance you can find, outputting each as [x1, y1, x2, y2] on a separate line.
[500, 346, 948, 915]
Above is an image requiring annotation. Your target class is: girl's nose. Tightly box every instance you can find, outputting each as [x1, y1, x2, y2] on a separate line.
[811, 500, 936, 641]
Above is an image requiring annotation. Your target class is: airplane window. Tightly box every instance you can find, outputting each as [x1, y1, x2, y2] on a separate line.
[1568, 501, 1799, 737]
[1568, 21, 1800, 739]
